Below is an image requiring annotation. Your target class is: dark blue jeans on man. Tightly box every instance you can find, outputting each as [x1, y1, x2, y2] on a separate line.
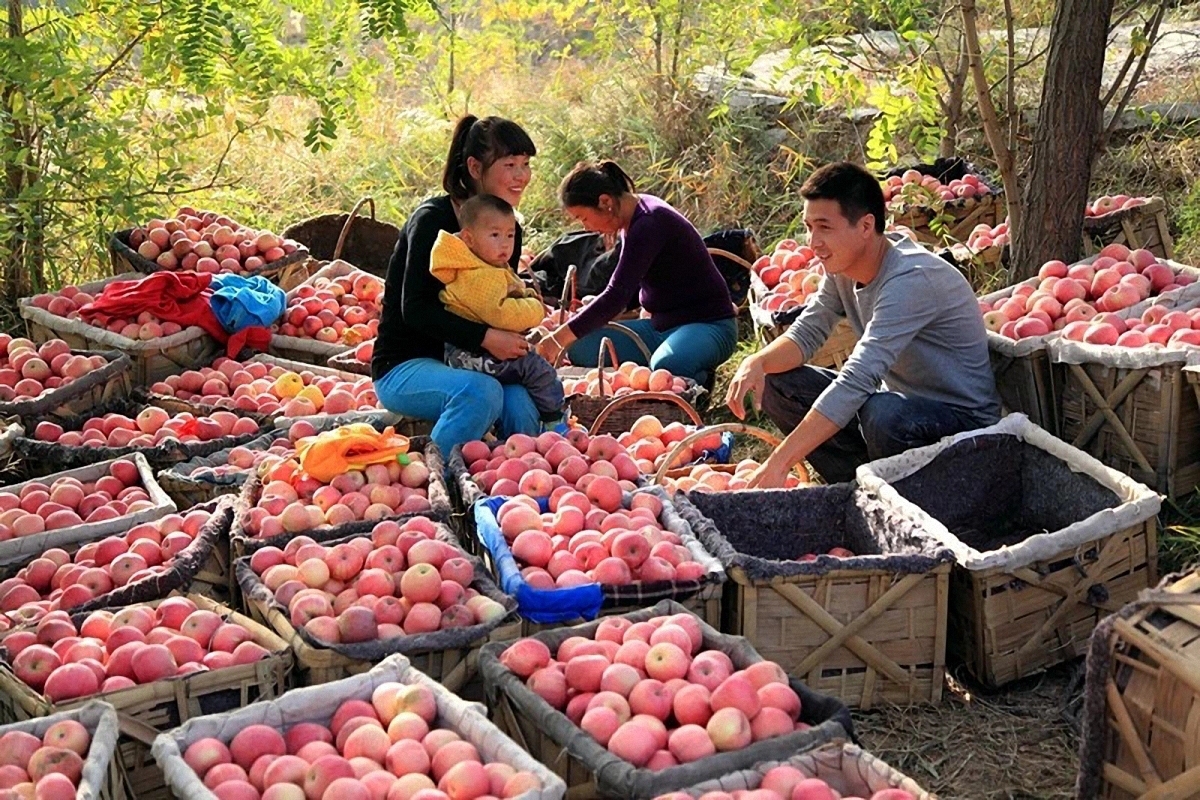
[761, 365, 983, 484]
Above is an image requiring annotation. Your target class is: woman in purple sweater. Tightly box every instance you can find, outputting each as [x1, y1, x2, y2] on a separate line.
[535, 161, 738, 386]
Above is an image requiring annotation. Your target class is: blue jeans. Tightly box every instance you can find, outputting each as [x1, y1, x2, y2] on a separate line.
[374, 358, 540, 455]
[566, 317, 738, 385]
[761, 365, 982, 483]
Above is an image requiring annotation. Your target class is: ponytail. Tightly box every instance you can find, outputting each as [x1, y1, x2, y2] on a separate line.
[441, 115, 537, 202]
[558, 159, 636, 209]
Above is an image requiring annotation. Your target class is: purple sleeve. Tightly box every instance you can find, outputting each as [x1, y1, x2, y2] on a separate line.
[566, 220, 663, 339]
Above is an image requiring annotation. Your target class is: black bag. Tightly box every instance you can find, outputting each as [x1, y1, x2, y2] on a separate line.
[529, 228, 758, 309]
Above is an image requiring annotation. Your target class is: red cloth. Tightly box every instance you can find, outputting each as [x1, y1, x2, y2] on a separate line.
[79, 272, 270, 357]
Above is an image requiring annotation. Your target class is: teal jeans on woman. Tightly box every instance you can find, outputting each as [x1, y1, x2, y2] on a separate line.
[566, 317, 738, 386]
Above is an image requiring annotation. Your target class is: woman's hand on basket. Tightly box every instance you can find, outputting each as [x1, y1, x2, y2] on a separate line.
[726, 355, 765, 420]
[482, 328, 531, 360]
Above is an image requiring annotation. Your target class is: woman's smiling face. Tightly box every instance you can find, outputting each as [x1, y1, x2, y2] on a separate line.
[475, 154, 532, 207]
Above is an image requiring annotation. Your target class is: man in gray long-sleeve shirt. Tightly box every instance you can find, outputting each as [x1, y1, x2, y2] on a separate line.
[726, 162, 1001, 487]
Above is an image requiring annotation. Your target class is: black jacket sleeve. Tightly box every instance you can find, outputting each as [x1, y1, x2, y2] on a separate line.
[400, 204, 489, 352]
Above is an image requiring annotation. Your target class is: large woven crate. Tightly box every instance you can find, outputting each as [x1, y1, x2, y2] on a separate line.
[152, 653, 566, 800]
[1083, 197, 1175, 261]
[471, 486, 725, 634]
[281, 198, 401, 278]
[480, 600, 854, 800]
[1076, 570, 1200, 799]
[858, 414, 1161, 688]
[268, 259, 372, 365]
[235, 520, 520, 688]
[0, 593, 291, 800]
[0, 701, 125, 800]
[18, 273, 221, 387]
[673, 484, 952, 709]
[0, 453, 175, 570]
[1052, 332, 1200, 499]
[0, 349, 133, 423]
[663, 741, 934, 799]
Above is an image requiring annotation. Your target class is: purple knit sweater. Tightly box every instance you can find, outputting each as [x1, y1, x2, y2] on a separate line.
[566, 195, 734, 339]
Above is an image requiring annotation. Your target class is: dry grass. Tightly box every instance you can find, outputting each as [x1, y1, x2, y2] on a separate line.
[854, 663, 1082, 799]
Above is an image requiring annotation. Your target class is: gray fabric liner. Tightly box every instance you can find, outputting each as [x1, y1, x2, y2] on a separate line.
[479, 599, 853, 800]
[160, 431, 284, 490]
[0, 700, 120, 800]
[235, 522, 518, 661]
[673, 484, 954, 579]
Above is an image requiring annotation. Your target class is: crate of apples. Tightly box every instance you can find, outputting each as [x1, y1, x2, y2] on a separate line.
[0, 703, 121, 800]
[618, 417, 729, 475]
[0, 504, 221, 621]
[28, 405, 262, 451]
[245, 517, 511, 646]
[155, 654, 563, 800]
[1085, 194, 1153, 218]
[881, 170, 993, 207]
[750, 239, 823, 315]
[978, 243, 1199, 342]
[459, 431, 640, 502]
[276, 265, 383, 347]
[148, 356, 380, 419]
[24, 283, 194, 341]
[0, 336, 127, 406]
[965, 221, 1009, 252]
[483, 602, 852, 796]
[1, 594, 280, 704]
[118, 207, 305, 275]
[662, 461, 804, 495]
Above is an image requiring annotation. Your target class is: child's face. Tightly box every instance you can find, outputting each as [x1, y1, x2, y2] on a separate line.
[461, 211, 516, 267]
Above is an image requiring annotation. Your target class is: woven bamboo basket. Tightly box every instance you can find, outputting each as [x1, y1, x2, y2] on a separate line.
[1081, 570, 1200, 799]
[746, 280, 859, 370]
[858, 416, 1160, 688]
[0, 593, 291, 800]
[17, 274, 221, 387]
[560, 337, 705, 434]
[281, 197, 401, 278]
[1083, 197, 1175, 261]
[0, 702, 126, 800]
[1056, 348, 1200, 500]
[0, 350, 133, 423]
[236, 521, 521, 689]
[109, 227, 313, 288]
[267, 259, 374, 365]
[481, 600, 855, 800]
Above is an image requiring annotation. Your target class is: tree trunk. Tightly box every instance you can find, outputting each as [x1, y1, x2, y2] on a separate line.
[1010, 0, 1114, 279]
[938, 33, 969, 158]
[2, 0, 37, 310]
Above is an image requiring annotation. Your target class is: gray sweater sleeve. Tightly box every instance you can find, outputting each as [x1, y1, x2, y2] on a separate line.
[809, 270, 940, 428]
[782, 275, 844, 360]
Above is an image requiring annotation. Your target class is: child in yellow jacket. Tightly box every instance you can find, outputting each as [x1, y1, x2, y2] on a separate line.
[430, 194, 564, 422]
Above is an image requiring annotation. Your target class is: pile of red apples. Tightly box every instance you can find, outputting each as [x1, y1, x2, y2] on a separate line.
[28, 285, 189, 341]
[31, 406, 260, 448]
[882, 170, 992, 205]
[0, 717, 99, 800]
[0, 336, 110, 403]
[148, 358, 380, 418]
[499, 613, 805, 770]
[179, 681, 545, 800]
[277, 272, 383, 347]
[0, 459, 156, 540]
[561, 363, 691, 398]
[0, 508, 213, 618]
[4, 596, 271, 703]
[662, 462, 804, 495]
[617, 417, 724, 475]
[978, 243, 1199, 343]
[182, 435, 293, 481]
[126, 207, 302, 274]
[751, 239, 823, 315]
[249, 517, 508, 644]
[1086, 195, 1152, 218]
[462, 431, 640, 499]
[965, 221, 1009, 252]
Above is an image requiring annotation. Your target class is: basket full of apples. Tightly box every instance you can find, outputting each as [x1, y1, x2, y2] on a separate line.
[235, 516, 519, 688]
[880, 156, 1005, 247]
[111, 207, 311, 284]
[150, 653, 567, 800]
[157, 430, 289, 508]
[1082, 195, 1175, 261]
[270, 261, 384, 365]
[653, 741, 932, 800]
[479, 600, 854, 799]
[0, 700, 123, 800]
[0, 335, 133, 422]
[14, 397, 269, 475]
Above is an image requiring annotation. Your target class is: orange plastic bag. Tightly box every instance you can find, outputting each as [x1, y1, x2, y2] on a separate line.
[295, 424, 410, 483]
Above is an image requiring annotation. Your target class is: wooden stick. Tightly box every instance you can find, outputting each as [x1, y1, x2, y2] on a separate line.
[1068, 364, 1156, 474]
[1105, 678, 1163, 788]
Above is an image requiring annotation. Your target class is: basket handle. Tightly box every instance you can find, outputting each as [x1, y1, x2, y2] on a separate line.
[651, 422, 783, 486]
[557, 264, 577, 327]
[708, 247, 755, 271]
[591, 391, 703, 437]
[333, 198, 375, 261]
[594, 336, 620, 398]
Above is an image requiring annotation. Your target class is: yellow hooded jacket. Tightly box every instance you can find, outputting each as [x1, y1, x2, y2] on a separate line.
[429, 230, 544, 332]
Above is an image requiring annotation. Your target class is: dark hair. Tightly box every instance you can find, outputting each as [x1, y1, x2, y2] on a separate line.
[558, 160, 636, 209]
[458, 194, 514, 228]
[800, 162, 886, 234]
[442, 115, 536, 201]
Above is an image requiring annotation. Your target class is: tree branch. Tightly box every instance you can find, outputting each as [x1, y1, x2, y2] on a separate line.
[1101, 0, 1166, 146]
[1004, 0, 1017, 157]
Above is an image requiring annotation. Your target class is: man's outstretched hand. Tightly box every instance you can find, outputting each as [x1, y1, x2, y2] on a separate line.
[725, 355, 765, 420]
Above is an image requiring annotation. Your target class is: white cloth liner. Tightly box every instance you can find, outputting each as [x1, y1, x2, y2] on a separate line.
[151, 653, 566, 800]
[0, 453, 176, 569]
[1047, 282, 1200, 368]
[855, 414, 1161, 572]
